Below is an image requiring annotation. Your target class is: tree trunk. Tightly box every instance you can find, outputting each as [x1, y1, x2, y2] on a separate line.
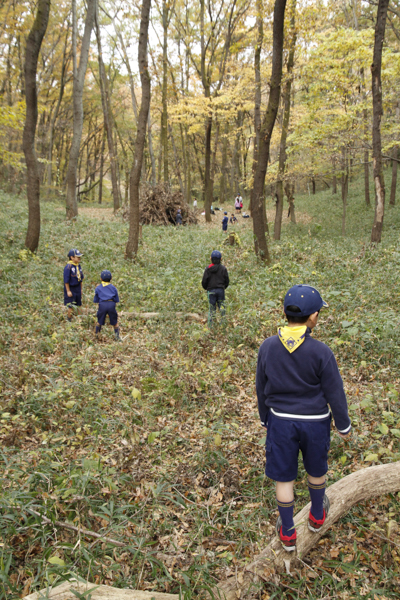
[98, 127, 106, 204]
[274, 0, 296, 241]
[204, 113, 212, 221]
[161, 0, 169, 183]
[390, 146, 398, 206]
[210, 121, 220, 205]
[46, 34, 69, 186]
[211, 462, 400, 600]
[341, 146, 349, 236]
[22, 0, 51, 252]
[65, 0, 96, 220]
[252, 0, 287, 261]
[148, 111, 157, 187]
[332, 157, 337, 194]
[219, 122, 229, 204]
[285, 182, 296, 223]
[364, 115, 371, 206]
[95, 11, 120, 212]
[251, 0, 263, 216]
[125, 0, 151, 259]
[370, 0, 390, 243]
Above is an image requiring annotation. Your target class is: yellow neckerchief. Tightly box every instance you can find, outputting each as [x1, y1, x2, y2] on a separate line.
[278, 325, 307, 354]
[101, 282, 111, 287]
[68, 260, 81, 282]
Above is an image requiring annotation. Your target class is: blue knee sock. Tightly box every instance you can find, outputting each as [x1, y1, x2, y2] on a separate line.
[277, 499, 295, 537]
[308, 480, 326, 520]
[95, 325, 101, 334]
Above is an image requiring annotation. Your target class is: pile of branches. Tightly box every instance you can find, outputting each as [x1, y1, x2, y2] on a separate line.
[122, 185, 197, 226]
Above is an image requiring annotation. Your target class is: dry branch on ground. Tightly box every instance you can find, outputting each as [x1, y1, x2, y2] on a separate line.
[211, 462, 400, 600]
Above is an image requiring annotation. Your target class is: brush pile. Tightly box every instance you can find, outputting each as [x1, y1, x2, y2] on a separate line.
[122, 185, 198, 225]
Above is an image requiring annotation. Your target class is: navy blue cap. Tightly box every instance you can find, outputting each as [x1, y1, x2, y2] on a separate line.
[68, 249, 83, 258]
[224, 211, 227, 215]
[284, 284, 328, 317]
[211, 250, 222, 260]
[101, 270, 112, 281]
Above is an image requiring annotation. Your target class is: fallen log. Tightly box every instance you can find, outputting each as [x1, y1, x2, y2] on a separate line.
[24, 578, 178, 600]
[121, 311, 205, 323]
[211, 462, 400, 600]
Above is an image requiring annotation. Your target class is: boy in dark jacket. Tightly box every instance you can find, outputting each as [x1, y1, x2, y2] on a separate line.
[222, 212, 228, 233]
[64, 249, 84, 321]
[93, 270, 121, 340]
[201, 250, 229, 327]
[256, 284, 351, 552]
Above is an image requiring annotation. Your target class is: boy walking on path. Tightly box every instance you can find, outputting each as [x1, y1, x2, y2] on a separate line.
[202, 250, 229, 327]
[64, 249, 84, 321]
[93, 270, 121, 340]
[256, 284, 351, 551]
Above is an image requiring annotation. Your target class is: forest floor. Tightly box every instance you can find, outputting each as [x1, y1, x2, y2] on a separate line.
[1, 172, 400, 600]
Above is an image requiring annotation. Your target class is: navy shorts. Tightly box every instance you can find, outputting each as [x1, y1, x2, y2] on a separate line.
[64, 285, 82, 306]
[265, 411, 331, 482]
[97, 301, 118, 326]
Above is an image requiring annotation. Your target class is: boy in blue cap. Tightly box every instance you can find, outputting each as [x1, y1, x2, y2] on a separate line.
[256, 284, 351, 552]
[93, 270, 121, 340]
[222, 212, 228, 233]
[64, 249, 84, 321]
[202, 250, 229, 326]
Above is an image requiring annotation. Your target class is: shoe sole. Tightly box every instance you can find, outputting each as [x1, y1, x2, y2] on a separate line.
[308, 494, 330, 533]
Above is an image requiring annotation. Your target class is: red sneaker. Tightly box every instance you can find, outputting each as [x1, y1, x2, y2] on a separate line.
[276, 517, 296, 552]
[308, 495, 330, 533]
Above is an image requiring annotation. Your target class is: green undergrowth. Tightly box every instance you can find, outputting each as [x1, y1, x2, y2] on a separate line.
[1, 176, 400, 600]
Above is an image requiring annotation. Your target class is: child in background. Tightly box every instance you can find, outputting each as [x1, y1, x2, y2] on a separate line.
[256, 284, 351, 552]
[201, 250, 229, 327]
[222, 212, 228, 234]
[93, 270, 121, 341]
[176, 208, 183, 226]
[229, 213, 238, 225]
[64, 249, 84, 321]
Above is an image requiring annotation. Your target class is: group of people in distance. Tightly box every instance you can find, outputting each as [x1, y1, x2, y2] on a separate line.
[65, 233, 351, 554]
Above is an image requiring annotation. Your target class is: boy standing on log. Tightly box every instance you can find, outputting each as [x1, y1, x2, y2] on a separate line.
[256, 284, 351, 551]
[202, 250, 229, 327]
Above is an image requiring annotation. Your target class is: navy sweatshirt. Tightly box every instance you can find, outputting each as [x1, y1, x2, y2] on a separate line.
[93, 283, 120, 303]
[256, 329, 351, 433]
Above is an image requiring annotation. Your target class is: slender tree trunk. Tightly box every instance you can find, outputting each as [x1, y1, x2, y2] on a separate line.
[46, 35, 68, 186]
[95, 11, 120, 212]
[252, 0, 287, 261]
[148, 110, 157, 186]
[98, 127, 106, 204]
[204, 113, 212, 220]
[168, 123, 184, 194]
[251, 0, 263, 216]
[389, 103, 399, 206]
[285, 182, 296, 223]
[219, 123, 228, 204]
[390, 147, 398, 206]
[274, 0, 296, 241]
[341, 147, 349, 236]
[332, 157, 337, 194]
[125, 0, 151, 259]
[161, 0, 169, 183]
[210, 121, 220, 204]
[65, 0, 96, 219]
[371, 0, 390, 243]
[23, 0, 51, 252]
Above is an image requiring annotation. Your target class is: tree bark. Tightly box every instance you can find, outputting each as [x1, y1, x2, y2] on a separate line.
[285, 182, 296, 223]
[370, 0, 390, 243]
[65, 0, 96, 220]
[95, 10, 120, 212]
[251, 0, 263, 216]
[390, 146, 398, 206]
[252, 0, 287, 261]
[332, 157, 337, 194]
[161, 0, 170, 184]
[341, 146, 349, 236]
[274, 0, 296, 241]
[125, 0, 151, 259]
[211, 462, 400, 600]
[23, 0, 51, 252]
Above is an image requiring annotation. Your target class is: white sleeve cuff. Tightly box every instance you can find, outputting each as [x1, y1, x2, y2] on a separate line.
[338, 423, 352, 434]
